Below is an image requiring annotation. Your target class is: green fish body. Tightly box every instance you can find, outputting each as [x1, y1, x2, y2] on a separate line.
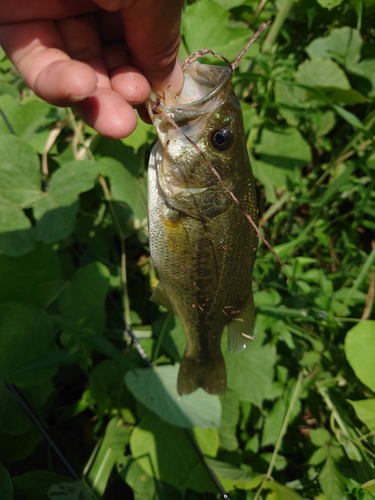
[147, 62, 258, 395]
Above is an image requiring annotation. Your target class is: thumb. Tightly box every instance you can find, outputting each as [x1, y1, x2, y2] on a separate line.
[120, 0, 184, 95]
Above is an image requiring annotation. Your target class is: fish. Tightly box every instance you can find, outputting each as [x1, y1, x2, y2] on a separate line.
[146, 60, 258, 395]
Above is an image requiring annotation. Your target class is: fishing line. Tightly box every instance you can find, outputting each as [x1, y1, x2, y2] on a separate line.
[0, 106, 231, 499]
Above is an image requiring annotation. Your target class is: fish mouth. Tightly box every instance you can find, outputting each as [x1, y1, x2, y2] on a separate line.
[147, 62, 233, 124]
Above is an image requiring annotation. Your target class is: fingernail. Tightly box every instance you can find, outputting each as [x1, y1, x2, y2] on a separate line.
[70, 91, 96, 102]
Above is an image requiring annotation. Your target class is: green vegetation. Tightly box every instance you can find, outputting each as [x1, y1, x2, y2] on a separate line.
[1, 0, 375, 498]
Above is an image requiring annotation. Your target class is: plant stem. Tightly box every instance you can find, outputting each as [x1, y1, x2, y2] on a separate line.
[99, 176, 131, 328]
[263, 0, 296, 50]
[254, 372, 303, 500]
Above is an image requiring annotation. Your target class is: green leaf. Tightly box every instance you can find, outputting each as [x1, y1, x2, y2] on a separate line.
[310, 428, 332, 446]
[0, 243, 63, 306]
[12, 471, 72, 500]
[153, 313, 186, 362]
[125, 364, 221, 428]
[316, 0, 344, 9]
[262, 397, 287, 447]
[48, 480, 98, 500]
[206, 459, 262, 491]
[264, 478, 305, 499]
[97, 157, 147, 235]
[183, 0, 252, 63]
[362, 479, 375, 494]
[34, 160, 99, 244]
[88, 360, 130, 419]
[0, 94, 59, 153]
[0, 302, 58, 385]
[345, 321, 375, 391]
[59, 262, 110, 335]
[130, 410, 218, 492]
[224, 331, 276, 406]
[121, 118, 154, 153]
[218, 390, 239, 451]
[0, 135, 42, 206]
[0, 462, 13, 499]
[120, 458, 184, 500]
[296, 58, 351, 91]
[0, 194, 36, 256]
[254, 127, 311, 189]
[348, 399, 375, 432]
[306, 27, 362, 69]
[319, 453, 345, 500]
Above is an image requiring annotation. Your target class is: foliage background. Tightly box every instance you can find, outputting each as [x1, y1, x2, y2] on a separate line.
[1, 0, 375, 498]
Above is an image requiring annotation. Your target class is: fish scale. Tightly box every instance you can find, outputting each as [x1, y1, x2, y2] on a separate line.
[147, 61, 258, 395]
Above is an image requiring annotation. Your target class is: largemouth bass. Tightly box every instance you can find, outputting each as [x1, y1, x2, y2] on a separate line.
[147, 60, 258, 395]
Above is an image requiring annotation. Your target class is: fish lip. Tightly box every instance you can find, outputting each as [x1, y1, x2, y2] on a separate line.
[147, 63, 233, 123]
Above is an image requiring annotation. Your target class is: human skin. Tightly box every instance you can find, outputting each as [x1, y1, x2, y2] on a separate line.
[0, 0, 184, 138]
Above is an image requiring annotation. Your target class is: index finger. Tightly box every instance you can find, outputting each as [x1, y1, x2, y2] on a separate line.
[120, 0, 184, 94]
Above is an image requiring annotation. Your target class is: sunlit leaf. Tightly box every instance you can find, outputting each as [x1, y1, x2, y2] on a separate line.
[125, 364, 221, 428]
[345, 321, 375, 392]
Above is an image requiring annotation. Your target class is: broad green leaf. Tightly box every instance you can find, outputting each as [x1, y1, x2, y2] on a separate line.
[306, 27, 362, 69]
[262, 397, 287, 447]
[125, 364, 221, 428]
[345, 321, 375, 392]
[219, 390, 239, 451]
[48, 480, 97, 499]
[310, 428, 332, 447]
[348, 399, 375, 432]
[0, 302, 58, 385]
[102, 417, 132, 464]
[183, 0, 252, 63]
[130, 410, 218, 491]
[224, 331, 276, 406]
[319, 453, 345, 500]
[206, 459, 262, 491]
[254, 127, 311, 188]
[362, 479, 375, 494]
[153, 313, 186, 362]
[0, 243, 63, 306]
[12, 471, 72, 500]
[0, 426, 42, 461]
[317, 0, 343, 9]
[88, 360, 130, 419]
[59, 262, 110, 336]
[0, 462, 13, 499]
[264, 479, 304, 499]
[295, 58, 351, 90]
[120, 458, 184, 500]
[0, 195, 36, 256]
[34, 160, 99, 244]
[0, 386, 33, 434]
[0, 135, 42, 206]
[0, 94, 59, 153]
[121, 118, 154, 153]
[97, 157, 147, 235]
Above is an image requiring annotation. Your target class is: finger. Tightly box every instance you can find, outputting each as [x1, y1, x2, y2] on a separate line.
[74, 89, 138, 138]
[58, 14, 150, 136]
[0, 0, 96, 24]
[121, 0, 184, 94]
[0, 21, 98, 106]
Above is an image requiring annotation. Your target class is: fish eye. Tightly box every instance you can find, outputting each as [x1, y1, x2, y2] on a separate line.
[210, 128, 233, 151]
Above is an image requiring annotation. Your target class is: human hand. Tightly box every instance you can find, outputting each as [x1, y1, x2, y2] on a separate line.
[0, 0, 184, 138]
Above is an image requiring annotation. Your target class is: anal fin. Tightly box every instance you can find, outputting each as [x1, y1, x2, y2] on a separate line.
[227, 293, 255, 351]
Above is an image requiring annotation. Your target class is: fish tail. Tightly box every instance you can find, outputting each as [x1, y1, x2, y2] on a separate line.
[177, 353, 226, 395]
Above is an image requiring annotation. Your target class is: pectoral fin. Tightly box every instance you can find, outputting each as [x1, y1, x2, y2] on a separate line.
[227, 293, 255, 351]
[150, 284, 174, 312]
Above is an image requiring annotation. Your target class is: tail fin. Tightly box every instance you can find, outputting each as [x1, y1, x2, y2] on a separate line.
[177, 353, 226, 395]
